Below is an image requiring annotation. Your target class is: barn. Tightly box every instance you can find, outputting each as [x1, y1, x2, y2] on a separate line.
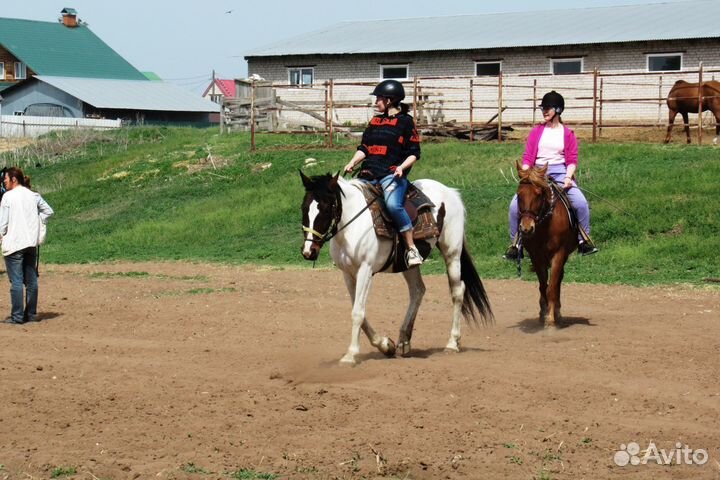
[242, 0, 720, 130]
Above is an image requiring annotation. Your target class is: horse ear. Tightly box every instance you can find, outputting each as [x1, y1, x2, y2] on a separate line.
[299, 170, 313, 191]
[328, 170, 341, 192]
[516, 160, 527, 178]
[538, 164, 549, 176]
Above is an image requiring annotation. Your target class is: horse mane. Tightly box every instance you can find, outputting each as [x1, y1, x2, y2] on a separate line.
[520, 168, 551, 193]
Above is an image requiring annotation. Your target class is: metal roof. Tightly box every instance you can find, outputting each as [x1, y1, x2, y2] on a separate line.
[34, 76, 220, 112]
[0, 17, 146, 80]
[246, 0, 720, 58]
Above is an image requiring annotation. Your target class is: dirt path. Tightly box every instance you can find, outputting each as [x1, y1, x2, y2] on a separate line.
[0, 262, 718, 480]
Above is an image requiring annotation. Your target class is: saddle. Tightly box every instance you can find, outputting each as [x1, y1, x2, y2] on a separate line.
[549, 181, 593, 244]
[355, 181, 443, 273]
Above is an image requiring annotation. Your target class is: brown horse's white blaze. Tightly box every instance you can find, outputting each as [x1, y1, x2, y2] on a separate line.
[299, 171, 493, 364]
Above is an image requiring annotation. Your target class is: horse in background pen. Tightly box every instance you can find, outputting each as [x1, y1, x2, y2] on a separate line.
[664, 80, 720, 145]
[300, 171, 493, 365]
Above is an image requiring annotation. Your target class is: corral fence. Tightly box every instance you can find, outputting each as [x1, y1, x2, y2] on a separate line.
[223, 62, 720, 150]
[0, 115, 122, 138]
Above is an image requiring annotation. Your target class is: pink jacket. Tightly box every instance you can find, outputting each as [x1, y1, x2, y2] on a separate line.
[522, 124, 578, 167]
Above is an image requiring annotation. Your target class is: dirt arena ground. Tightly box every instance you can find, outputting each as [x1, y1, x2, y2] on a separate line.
[0, 262, 718, 480]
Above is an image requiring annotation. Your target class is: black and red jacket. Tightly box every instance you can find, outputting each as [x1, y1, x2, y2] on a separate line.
[357, 112, 421, 180]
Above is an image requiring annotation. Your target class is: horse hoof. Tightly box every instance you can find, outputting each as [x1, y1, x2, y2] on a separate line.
[444, 345, 460, 353]
[397, 341, 412, 357]
[380, 337, 396, 357]
[339, 354, 357, 366]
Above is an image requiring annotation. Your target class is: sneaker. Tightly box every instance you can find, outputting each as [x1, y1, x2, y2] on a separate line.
[503, 245, 520, 261]
[406, 246, 423, 267]
[578, 242, 598, 256]
[3, 317, 24, 325]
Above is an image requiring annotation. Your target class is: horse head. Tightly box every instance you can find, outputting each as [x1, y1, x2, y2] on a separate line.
[516, 162, 551, 238]
[299, 171, 343, 261]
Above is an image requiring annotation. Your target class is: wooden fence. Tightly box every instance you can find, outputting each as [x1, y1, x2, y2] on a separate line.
[223, 63, 720, 150]
[0, 115, 122, 138]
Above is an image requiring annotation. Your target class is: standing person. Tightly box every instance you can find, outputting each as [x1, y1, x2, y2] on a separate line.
[504, 91, 597, 260]
[0, 167, 54, 324]
[343, 79, 423, 267]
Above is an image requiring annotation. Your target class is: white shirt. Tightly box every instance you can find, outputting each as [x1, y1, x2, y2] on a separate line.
[535, 125, 566, 165]
[0, 185, 54, 256]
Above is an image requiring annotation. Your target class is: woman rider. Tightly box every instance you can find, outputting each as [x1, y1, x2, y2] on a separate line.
[504, 90, 598, 260]
[343, 79, 423, 267]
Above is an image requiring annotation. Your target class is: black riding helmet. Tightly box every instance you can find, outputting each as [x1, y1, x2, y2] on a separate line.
[540, 90, 565, 114]
[371, 79, 405, 103]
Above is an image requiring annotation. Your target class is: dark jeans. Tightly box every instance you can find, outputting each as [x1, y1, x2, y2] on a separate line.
[4, 247, 38, 323]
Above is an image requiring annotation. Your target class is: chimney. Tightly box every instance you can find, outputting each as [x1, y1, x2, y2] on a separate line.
[61, 8, 78, 28]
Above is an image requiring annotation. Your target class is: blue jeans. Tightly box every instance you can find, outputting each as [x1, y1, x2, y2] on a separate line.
[4, 247, 38, 323]
[374, 174, 412, 232]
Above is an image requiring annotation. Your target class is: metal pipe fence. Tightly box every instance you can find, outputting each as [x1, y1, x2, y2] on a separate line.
[224, 63, 720, 150]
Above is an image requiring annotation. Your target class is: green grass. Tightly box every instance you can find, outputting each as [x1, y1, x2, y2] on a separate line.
[50, 466, 77, 478]
[228, 469, 279, 480]
[5, 126, 719, 286]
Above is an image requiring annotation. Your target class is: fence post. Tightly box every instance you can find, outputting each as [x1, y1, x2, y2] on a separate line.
[698, 62, 703, 145]
[328, 79, 335, 147]
[413, 77, 419, 126]
[250, 81, 256, 152]
[599, 78, 604, 138]
[592, 68, 598, 143]
[532, 79, 537, 125]
[324, 81, 329, 146]
[469, 78, 474, 142]
[657, 75, 663, 126]
[497, 71, 503, 142]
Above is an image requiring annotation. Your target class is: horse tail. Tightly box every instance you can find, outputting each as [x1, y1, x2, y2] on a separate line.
[460, 239, 494, 326]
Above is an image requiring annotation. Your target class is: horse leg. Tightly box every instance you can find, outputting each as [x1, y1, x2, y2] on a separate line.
[340, 264, 375, 365]
[664, 109, 677, 143]
[441, 249, 465, 352]
[531, 257, 549, 324]
[545, 252, 569, 328]
[396, 266, 426, 357]
[682, 111, 691, 144]
[713, 110, 720, 145]
[342, 271, 396, 361]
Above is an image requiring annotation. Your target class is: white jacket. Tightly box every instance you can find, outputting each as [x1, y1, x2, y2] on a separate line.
[0, 185, 54, 256]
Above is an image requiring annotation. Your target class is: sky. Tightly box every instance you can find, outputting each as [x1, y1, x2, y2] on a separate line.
[1, 0, 686, 94]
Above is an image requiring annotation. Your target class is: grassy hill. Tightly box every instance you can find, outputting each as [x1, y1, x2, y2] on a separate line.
[3, 126, 718, 286]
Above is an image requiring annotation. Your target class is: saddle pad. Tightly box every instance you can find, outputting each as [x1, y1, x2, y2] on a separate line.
[356, 182, 440, 240]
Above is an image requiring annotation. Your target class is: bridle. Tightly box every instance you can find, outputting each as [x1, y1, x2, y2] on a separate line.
[302, 192, 342, 246]
[518, 180, 556, 227]
[302, 187, 381, 247]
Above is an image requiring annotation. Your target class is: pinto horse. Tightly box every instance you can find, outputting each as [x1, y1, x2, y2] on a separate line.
[516, 163, 577, 327]
[300, 172, 493, 365]
[664, 80, 720, 145]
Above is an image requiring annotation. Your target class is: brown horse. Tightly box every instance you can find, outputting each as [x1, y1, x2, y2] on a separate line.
[664, 80, 720, 145]
[516, 163, 578, 327]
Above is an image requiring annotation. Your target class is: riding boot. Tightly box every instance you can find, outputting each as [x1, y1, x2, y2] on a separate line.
[503, 233, 521, 260]
[577, 226, 598, 256]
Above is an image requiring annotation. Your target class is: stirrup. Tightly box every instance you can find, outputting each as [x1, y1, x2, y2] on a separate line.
[503, 245, 520, 261]
[406, 246, 423, 267]
[578, 242, 598, 256]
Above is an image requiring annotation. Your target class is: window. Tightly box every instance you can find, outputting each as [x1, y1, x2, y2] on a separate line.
[14, 62, 26, 80]
[475, 61, 502, 76]
[551, 58, 583, 75]
[647, 53, 682, 72]
[210, 94, 223, 104]
[381, 64, 409, 80]
[288, 67, 314, 87]
[0, 62, 4, 80]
